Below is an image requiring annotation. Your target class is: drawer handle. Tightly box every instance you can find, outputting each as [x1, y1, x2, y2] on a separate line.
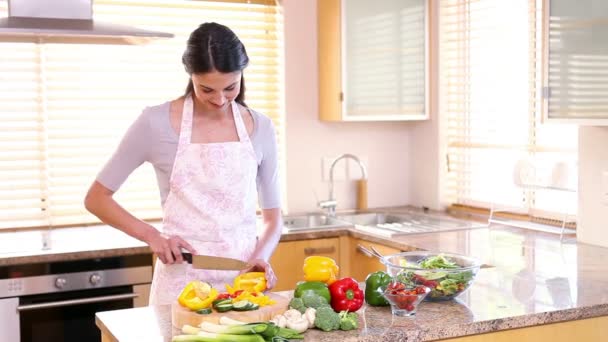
[304, 246, 335, 255]
[356, 245, 374, 258]
[17, 293, 139, 311]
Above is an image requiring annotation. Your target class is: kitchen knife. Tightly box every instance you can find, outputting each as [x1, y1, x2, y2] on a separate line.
[182, 253, 251, 270]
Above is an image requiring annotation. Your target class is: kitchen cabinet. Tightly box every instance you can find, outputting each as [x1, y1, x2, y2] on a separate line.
[441, 315, 607, 342]
[344, 238, 401, 281]
[318, 0, 429, 121]
[544, 0, 608, 124]
[270, 238, 340, 291]
[133, 283, 151, 307]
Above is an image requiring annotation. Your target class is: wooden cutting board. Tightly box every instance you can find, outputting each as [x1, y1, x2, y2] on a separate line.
[171, 293, 290, 329]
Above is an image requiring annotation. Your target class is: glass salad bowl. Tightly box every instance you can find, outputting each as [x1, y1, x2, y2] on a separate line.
[380, 251, 481, 301]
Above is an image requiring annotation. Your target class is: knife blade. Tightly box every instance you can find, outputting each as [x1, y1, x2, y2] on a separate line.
[182, 253, 251, 270]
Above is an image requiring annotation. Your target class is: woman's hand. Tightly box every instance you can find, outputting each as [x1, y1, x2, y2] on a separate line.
[243, 259, 277, 291]
[144, 229, 196, 264]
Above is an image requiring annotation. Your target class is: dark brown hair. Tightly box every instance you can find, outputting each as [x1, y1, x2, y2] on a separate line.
[182, 22, 249, 106]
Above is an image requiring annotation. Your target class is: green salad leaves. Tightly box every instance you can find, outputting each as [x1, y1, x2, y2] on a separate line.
[395, 254, 475, 301]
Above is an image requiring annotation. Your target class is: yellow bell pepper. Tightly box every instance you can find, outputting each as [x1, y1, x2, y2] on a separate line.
[230, 289, 276, 307]
[303, 256, 339, 285]
[226, 272, 267, 294]
[177, 281, 218, 311]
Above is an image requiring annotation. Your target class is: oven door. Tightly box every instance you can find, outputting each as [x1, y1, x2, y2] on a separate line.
[18, 285, 138, 342]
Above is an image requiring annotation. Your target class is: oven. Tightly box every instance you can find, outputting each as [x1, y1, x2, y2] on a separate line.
[0, 254, 152, 342]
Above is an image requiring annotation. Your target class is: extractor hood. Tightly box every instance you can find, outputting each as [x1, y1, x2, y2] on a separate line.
[0, 0, 174, 44]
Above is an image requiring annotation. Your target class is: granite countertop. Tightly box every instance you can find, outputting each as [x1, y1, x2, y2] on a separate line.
[4, 210, 608, 340]
[95, 223, 608, 341]
[0, 226, 151, 266]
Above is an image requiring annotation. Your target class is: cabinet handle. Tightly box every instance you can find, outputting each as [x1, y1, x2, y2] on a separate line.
[17, 293, 139, 311]
[356, 245, 374, 258]
[304, 246, 335, 255]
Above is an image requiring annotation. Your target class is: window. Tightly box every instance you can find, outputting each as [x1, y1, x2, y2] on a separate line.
[440, 0, 578, 222]
[0, 0, 284, 229]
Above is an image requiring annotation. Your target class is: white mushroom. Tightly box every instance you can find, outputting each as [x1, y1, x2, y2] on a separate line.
[283, 309, 303, 321]
[270, 314, 287, 328]
[285, 317, 309, 333]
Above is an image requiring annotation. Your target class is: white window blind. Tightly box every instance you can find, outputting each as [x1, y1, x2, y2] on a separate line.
[440, 0, 578, 220]
[0, 0, 284, 230]
[546, 0, 608, 120]
[344, 0, 426, 116]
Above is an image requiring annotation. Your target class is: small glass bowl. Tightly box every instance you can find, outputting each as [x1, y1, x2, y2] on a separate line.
[382, 281, 430, 317]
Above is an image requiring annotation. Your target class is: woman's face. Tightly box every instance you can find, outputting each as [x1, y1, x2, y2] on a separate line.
[191, 70, 242, 112]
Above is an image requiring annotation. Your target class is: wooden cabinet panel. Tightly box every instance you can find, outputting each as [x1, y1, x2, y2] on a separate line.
[270, 238, 340, 291]
[442, 315, 608, 342]
[318, 0, 429, 122]
[133, 283, 151, 308]
[346, 238, 400, 282]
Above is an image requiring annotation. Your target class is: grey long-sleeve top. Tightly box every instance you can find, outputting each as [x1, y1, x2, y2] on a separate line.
[96, 101, 281, 209]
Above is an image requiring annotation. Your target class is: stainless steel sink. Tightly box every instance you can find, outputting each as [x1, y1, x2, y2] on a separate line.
[335, 211, 487, 235]
[283, 214, 349, 231]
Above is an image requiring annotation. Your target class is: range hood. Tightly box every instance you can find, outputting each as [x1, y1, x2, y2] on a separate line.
[0, 0, 174, 44]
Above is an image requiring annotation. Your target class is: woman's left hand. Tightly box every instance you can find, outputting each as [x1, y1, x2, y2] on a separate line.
[242, 259, 277, 291]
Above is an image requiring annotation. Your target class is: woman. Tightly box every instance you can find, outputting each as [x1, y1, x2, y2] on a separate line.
[84, 22, 282, 305]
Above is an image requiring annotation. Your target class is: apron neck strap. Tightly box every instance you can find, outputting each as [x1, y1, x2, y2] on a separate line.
[231, 101, 251, 142]
[179, 94, 195, 146]
[179, 94, 250, 147]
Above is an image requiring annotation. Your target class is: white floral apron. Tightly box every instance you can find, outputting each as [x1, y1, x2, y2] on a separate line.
[149, 94, 258, 305]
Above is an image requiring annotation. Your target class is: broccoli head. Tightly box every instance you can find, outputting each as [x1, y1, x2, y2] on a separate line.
[314, 306, 341, 332]
[339, 311, 359, 331]
[301, 292, 330, 309]
[288, 297, 306, 313]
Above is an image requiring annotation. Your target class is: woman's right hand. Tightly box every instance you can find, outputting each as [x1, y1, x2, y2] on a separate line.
[144, 229, 196, 264]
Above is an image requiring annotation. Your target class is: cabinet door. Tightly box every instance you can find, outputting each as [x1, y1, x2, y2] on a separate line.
[270, 238, 340, 291]
[318, 0, 429, 121]
[544, 0, 608, 124]
[348, 238, 400, 282]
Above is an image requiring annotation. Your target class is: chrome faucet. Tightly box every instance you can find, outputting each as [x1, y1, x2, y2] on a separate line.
[318, 153, 368, 217]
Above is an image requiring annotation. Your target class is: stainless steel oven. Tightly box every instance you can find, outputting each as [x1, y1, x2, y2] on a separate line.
[0, 254, 152, 342]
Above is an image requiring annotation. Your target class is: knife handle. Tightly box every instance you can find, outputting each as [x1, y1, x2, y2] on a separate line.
[181, 252, 193, 264]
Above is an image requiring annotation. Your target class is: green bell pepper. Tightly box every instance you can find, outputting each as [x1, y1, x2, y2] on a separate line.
[294, 281, 331, 303]
[364, 271, 392, 306]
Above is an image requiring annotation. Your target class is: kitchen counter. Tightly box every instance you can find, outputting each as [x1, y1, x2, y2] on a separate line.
[0, 226, 150, 266]
[95, 224, 608, 341]
[0, 218, 355, 266]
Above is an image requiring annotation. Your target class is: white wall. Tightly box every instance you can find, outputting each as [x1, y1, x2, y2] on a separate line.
[283, 0, 415, 214]
[408, 0, 442, 211]
[578, 126, 608, 247]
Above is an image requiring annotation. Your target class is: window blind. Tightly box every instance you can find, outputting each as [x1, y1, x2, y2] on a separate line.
[344, 0, 426, 116]
[546, 0, 608, 120]
[0, 0, 284, 229]
[440, 0, 578, 221]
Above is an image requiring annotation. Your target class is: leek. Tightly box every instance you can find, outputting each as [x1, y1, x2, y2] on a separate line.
[218, 316, 247, 326]
[182, 324, 201, 335]
[199, 321, 269, 335]
[172, 331, 265, 342]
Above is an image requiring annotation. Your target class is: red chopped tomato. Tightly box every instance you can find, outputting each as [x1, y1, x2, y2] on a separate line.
[230, 290, 244, 298]
[216, 292, 231, 300]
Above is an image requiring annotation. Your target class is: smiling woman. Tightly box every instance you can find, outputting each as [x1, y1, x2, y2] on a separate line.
[82, 20, 284, 305]
[0, 0, 284, 230]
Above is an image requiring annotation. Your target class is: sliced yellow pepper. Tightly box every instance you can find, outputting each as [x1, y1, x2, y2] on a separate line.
[227, 272, 267, 293]
[230, 290, 276, 307]
[177, 281, 218, 311]
[303, 256, 339, 285]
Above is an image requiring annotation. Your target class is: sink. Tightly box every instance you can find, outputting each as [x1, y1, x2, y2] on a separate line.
[283, 214, 349, 231]
[335, 211, 487, 235]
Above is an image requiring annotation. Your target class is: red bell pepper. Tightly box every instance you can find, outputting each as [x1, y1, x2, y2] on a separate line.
[328, 277, 364, 312]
